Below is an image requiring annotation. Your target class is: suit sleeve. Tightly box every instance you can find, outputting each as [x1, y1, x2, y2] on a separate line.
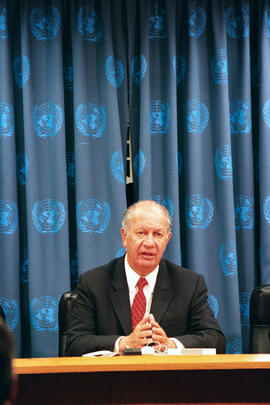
[176, 274, 226, 354]
[65, 274, 119, 356]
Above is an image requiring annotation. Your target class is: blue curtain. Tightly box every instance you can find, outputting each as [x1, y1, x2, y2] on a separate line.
[0, 0, 269, 357]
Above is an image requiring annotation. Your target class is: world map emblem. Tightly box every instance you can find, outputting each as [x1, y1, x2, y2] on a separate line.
[76, 103, 106, 138]
[263, 196, 270, 224]
[185, 194, 214, 229]
[133, 150, 145, 178]
[30, 296, 58, 331]
[77, 199, 111, 233]
[212, 49, 228, 84]
[266, 6, 270, 37]
[111, 151, 125, 183]
[149, 4, 166, 39]
[32, 199, 66, 233]
[0, 298, 19, 330]
[188, 3, 206, 38]
[105, 55, 125, 88]
[226, 337, 242, 354]
[0, 5, 7, 39]
[215, 145, 232, 180]
[63, 55, 73, 90]
[13, 55, 30, 88]
[33, 103, 63, 137]
[0, 200, 18, 234]
[229, 99, 251, 134]
[219, 241, 238, 277]
[77, 6, 103, 42]
[234, 194, 254, 229]
[239, 292, 250, 326]
[16, 152, 29, 185]
[150, 100, 170, 135]
[0, 103, 14, 137]
[152, 195, 174, 218]
[225, 6, 249, 38]
[131, 54, 148, 87]
[173, 55, 186, 85]
[263, 100, 270, 128]
[30, 6, 61, 40]
[186, 99, 209, 134]
[207, 294, 219, 319]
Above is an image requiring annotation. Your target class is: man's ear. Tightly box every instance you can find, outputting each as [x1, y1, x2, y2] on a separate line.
[121, 227, 127, 248]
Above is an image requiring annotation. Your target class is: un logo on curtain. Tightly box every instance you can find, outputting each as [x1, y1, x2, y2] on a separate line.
[32, 199, 66, 233]
[212, 49, 228, 84]
[0, 103, 14, 137]
[150, 101, 170, 135]
[33, 103, 63, 137]
[77, 6, 103, 41]
[239, 292, 250, 326]
[30, 6, 61, 40]
[30, 296, 58, 331]
[186, 99, 209, 134]
[132, 55, 148, 87]
[185, 194, 214, 229]
[219, 241, 238, 277]
[225, 6, 249, 38]
[215, 145, 232, 180]
[149, 4, 166, 39]
[76, 103, 106, 138]
[133, 150, 146, 178]
[234, 195, 254, 229]
[188, 3, 206, 38]
[105, 56, 125, 88]
[207, 294, 219, 319]
[152, 195, 174, 217]
[229, 100, 251, 134]
[111, 151, 125, 183]
[77, 199, 110, 233]
[0, 201, 18, 234]
[0, 5, 8, 39]
[0, 298, 19, 330]
[172, 55, 186, 85]
[13, 55, 30, 88]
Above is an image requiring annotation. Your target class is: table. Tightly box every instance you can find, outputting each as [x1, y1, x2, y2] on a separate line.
[13, 354, 270, 404]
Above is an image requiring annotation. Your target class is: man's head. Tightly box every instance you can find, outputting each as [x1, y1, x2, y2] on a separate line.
[0, 318, 16, 405]
[121, 200, 172, 276]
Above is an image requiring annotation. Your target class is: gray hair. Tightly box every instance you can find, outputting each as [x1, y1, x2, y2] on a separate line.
[122, 200, 172, 233]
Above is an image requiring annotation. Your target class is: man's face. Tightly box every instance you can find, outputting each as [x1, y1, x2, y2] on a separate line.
[121, 205, 171, 276]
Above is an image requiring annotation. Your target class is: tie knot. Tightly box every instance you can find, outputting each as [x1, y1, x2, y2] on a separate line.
[137, 277, 147, 290]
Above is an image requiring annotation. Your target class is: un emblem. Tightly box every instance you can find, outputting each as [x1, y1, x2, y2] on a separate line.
[0, 5, 7, 39]
[111, 151, 125, 183]
[132, 54, 147, 87]
[30, 296, 58, 331]
[219, 241, 238, 277]
[76, 103, 106, 138]
[172, 55, 186, 85]
[215, 145, 232, 180]
[63, 55, 73, 90]
[226, 337, 242, 354]
[229, 99, 251, 134]
[13, 55, 30, 88]
[212, 49, 228, 84]
[152, 195, 174, 218]
[0, 103, 14, 137]
[176, 151, 183, 175]
[77, 6, 103, 42]
[115, 247, 126, 258]
[0, 298, 19, 330]
[67, 152, 75, 185]
[263, 196, 270, 224]
[188, 3, 206, 38]
[20, 248, 29, 283]
[185, 194, 214, 229]
[225, 6, 249, 38]
[263, 100, 270, 128]
[133, 150, 146, 178]
[16, 152, 29, 185]
[265, 6, 270, 37]
[105, 55, 125, 89]
[240, 292, 250, 326]
[207, 294, 219, 319]
[0, 200, 18, 234]
[77, 199, 111, 233]
[32, 199, 66, 233]
[186, 99, 209, 134]
[234, 195, 254, 229]
[33, 103, 63, 137]
[149, 4, 166, 39]
[30, 6, 61, 40]
[150, 100, 170, 135]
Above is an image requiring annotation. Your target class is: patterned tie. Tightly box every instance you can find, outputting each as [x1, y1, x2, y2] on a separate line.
[131, 277, 148, 329]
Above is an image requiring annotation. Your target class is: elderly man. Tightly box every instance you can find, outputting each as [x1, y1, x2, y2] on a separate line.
[66, 200, 226, 355]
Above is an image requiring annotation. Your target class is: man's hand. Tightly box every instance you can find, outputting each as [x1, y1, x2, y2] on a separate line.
[149, 314, 176, 351]
[119, 315, 153, 351]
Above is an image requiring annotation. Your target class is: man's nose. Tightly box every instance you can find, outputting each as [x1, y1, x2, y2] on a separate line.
[143, 233, 155, 245]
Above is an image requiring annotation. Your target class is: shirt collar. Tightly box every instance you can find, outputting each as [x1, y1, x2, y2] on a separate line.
[124, 254, 159, 292]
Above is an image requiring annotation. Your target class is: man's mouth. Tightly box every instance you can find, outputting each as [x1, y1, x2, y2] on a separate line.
[141, 252, 154, 258]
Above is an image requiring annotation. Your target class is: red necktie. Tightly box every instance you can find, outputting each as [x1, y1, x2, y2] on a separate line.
[131, 277, 148, 329]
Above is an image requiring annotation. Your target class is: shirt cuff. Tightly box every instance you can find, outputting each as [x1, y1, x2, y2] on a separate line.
[170, 338, 184, 351]
[114, 336, 123, 352]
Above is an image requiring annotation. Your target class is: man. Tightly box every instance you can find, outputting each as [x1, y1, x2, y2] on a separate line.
[0, 318, 17, 405]
[66, 200, 226, 355]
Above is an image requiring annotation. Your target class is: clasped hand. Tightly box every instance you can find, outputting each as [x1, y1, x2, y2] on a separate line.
[119, 314, 176, 352]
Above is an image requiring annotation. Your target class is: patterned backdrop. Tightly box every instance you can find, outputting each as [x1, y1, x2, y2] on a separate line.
[0, 0, 269, 357]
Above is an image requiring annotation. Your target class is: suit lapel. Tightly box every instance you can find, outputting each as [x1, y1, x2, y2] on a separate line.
[109, 258, 132, 335]
[150, 260, 173, 323]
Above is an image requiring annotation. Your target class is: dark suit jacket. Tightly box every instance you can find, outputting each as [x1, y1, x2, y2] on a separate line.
[65, 256, 226, 355]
